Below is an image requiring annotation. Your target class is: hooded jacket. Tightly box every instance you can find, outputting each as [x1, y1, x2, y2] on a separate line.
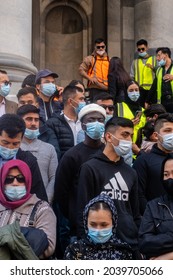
[64, 193, 133, 260]
[76, 152, 141, 250]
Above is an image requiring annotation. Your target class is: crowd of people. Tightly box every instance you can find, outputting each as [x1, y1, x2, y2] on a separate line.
[0, 37, 173, 260]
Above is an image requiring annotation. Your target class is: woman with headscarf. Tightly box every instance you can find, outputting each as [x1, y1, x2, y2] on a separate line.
[139, 154, 173, 260]
[0, 159, 56, 259]
[64, 193, 133, 260]
[115, 80, 146, 158]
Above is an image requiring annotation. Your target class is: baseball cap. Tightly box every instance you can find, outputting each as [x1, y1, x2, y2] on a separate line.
[35, 69, 58, 84]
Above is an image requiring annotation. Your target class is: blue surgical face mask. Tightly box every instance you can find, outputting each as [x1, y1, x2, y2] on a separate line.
[111, 134, 132, 156]
[158, 59, 166, 67]
[41, 83, 56, 97]
[4, 185, 26, 201]
[85, 121, 105, 140]
[75, 102, 86, 114]
[104, 114, 113, 124]
[127, 91, 140, 102]
[88, 227, 113, 243]
[24, 128, 40, 140]
[0, 145, 19, 160]
[159, 133, 173, 151]
[138, 51, 147, 58]
[0, 84, 10, 97]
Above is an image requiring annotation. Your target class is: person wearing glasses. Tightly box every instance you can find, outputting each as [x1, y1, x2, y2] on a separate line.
[79, 38, 109, 101]
[0, 159, 56, 259]
[93, 92, 114, 123]
[130, 39, 157, 107]
[0, 69, 18, 116]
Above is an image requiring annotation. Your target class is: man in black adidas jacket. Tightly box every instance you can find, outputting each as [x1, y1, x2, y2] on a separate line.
[0, 114, 47, 201]
[76, 117, 141, 256]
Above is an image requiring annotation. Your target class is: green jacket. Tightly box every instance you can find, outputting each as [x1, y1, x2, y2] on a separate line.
[0, 221, 38, 260]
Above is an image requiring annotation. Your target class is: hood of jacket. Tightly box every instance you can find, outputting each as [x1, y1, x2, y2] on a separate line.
[83, 193, 118, 235]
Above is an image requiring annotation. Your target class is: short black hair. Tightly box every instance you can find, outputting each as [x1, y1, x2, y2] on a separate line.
[136, 39, 148, 47]
[144, 104, 166, 118]
[94, 38, 105, 44]
[17, 104, 40, 118]
[105, 116, 133, 134]
[0, 69, 7, 75]
[156, 47, 171, 58]
[21, 74, 36, 88]
[93, 92, 113, 102]
[154, 113, 173, 132]
[62, 85, 83, 105]
[142, 120, 155, 140]
[0, 114, 25, 138]
[17, 87, 38, 101]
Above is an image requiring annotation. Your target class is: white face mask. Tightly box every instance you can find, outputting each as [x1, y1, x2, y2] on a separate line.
[96, 50, 105, 56]
[111, 134, 132, 156]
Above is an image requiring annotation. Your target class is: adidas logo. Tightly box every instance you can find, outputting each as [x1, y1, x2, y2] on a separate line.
[101, 172, 129, 201]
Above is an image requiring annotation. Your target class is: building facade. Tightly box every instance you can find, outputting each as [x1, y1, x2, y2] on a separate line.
[0, 0, 173, 97]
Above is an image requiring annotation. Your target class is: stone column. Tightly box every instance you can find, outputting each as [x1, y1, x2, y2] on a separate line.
[134, 0, 173, 54]
[0, 0, 37, 100]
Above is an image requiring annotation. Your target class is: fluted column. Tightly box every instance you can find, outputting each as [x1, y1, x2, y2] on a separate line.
[0, 0, 37, 99]
[134, 0, 173, 51]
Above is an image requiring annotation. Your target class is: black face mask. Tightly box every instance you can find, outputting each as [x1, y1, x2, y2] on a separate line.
[163, 178, 173, 197]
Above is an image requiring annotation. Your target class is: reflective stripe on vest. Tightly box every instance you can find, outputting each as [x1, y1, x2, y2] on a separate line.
[134, 56, 156, 90]
[156, 66, 173, 104]
[88, 55, 109, 86]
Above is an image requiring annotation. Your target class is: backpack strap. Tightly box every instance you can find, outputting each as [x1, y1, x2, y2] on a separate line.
[29, 200, 43, 227]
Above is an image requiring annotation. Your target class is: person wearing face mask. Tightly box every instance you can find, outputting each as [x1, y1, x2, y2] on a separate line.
[133, 113, 173, 215]
[79, 38, 109, 102]
[53, 103, 106, 258]
[64, 193, 133, 260]
[46, 85, 86, 160]
[0, 69, 18, 116]
[17, 105, 58, 204]
[0, 113, 47, 202]
[115, 81, 146, 157]
[130, 39, 157, 107]
[139, 154, 173, 260]
[0, 159, 56, 259]
[35, 69, 64, 122]
[146, 47, 173, 113]
[76, 116, 142, 258]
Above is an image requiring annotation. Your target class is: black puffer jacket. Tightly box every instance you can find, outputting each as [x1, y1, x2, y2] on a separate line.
[139, 194, 173, 258]
[46, 113, 74, 160]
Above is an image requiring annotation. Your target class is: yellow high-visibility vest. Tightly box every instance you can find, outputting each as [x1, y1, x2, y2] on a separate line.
[117, 102, 146, 143]
[134, 56, 156, 90]
[156, 66, 173, 104]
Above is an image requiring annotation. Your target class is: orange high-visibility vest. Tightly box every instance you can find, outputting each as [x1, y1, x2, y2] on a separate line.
[88, 55, 109, 86]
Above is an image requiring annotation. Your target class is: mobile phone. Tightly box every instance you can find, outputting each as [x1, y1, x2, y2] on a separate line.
[135, 110, 142, 118]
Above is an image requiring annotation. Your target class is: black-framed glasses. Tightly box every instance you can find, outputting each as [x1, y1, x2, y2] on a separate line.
[100, 104, 114, 111]
[2, 81, 11, 86]
[137, 48, 145, 52]
[5, 175, 25, 185]
[96, 45, 106, 49]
